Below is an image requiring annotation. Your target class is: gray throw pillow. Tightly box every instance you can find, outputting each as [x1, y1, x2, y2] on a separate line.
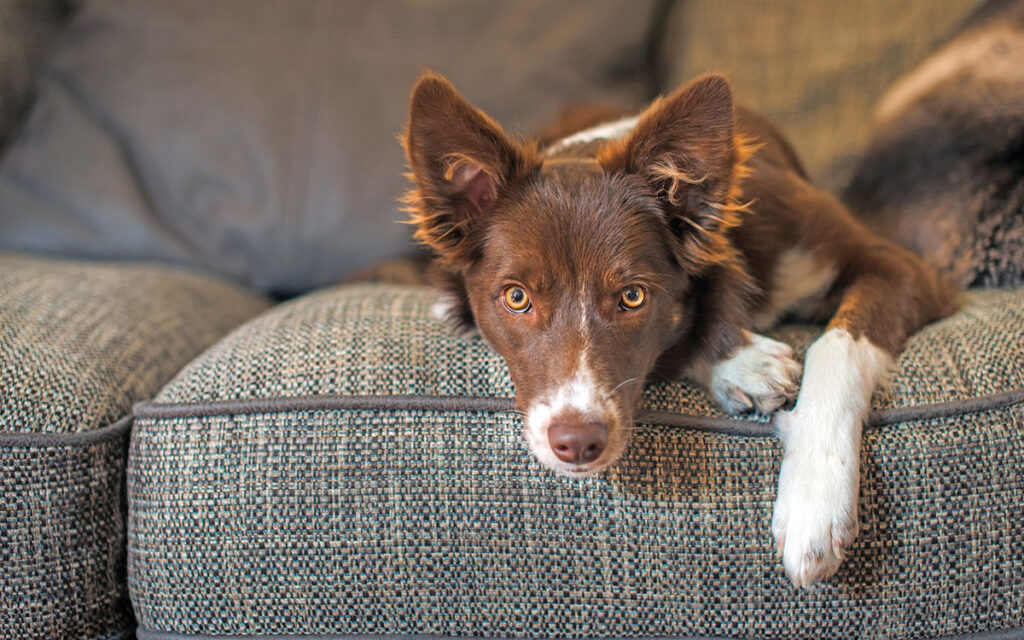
[0, 0, 657, 295]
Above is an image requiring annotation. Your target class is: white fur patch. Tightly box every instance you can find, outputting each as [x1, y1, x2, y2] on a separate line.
[753, 249, 838, 330]
[579, 287, 590, 331]
[430, 294, 480, 340]
[546, 115, 640, 155]
[697, 331, 802, 414]
[771, 328, 894, 588]
[430, 296, 456, 322]
[524, 351, 619, 476]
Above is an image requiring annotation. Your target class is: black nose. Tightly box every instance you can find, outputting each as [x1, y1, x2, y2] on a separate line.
[548, 420, 608, 464]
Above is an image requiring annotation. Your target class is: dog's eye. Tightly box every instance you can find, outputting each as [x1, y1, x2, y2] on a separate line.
[619, 285, 647, 310]
[502, 285, 532, 313]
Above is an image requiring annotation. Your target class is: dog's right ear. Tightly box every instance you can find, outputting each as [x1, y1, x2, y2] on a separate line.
[403, 73, 537, 263]
[598, 74, 756, 271]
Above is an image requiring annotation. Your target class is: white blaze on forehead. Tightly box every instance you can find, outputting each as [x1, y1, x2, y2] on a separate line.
[546, 115, 641, 155]
[578, 285, 590, 332]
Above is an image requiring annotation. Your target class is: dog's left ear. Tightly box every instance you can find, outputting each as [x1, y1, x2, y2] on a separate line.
[600, 74, 749, 268]
[403, 72, 537, 264]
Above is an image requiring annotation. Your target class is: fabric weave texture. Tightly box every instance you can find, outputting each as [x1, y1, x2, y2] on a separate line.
[154, 284, 1024, 412]
[130, 285, 1024, 639]
[1, 251, 270, 434]
[1, 251, 270, 640]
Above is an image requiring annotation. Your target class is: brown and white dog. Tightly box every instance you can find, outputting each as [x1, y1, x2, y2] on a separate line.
[402, 72, 956, 587]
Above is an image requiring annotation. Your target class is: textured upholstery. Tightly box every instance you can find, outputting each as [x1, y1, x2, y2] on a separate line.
[0, 252, 270, 640]
[1, 252, 270, 434]
[129, 284, 1024, 639]
[152, 284, 1024, 413]
[3, 420, 134, 640]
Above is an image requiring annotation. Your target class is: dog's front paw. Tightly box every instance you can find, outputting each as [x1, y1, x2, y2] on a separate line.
[710, 333, 802, 414]
[771, 411, 859, 588]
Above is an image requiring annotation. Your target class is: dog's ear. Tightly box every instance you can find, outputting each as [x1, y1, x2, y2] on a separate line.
[600, 74, 753, 268]
[403, 72, 537, 263]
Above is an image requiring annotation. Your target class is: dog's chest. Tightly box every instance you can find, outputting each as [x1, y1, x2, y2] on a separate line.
[753, 249, 839, 329]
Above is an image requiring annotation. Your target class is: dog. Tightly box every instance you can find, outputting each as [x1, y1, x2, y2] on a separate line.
[401, 71, 956, 587]
[844, 0, 1024, 289]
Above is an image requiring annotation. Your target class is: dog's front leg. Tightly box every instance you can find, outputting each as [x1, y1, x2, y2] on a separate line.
[770, 325, 892, 587]
[770, 255, 952, 587]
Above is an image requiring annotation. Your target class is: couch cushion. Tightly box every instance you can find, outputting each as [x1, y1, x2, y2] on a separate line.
[0, 0, 658, 296]
[1, 252, 271, 434]
[150, 283, 1024, 415]
[129, 284, 1024, 639]
[0, 251, 270, 640]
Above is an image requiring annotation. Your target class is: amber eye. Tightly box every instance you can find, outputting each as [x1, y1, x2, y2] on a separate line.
[619, 285, 647, 310]
[502, 285, 532, 313]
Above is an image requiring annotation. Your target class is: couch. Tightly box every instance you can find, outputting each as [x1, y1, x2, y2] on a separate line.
[1, 2, 1021, 639]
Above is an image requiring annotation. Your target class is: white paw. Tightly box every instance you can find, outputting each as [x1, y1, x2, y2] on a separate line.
[771, 410, 860, 588]
[710, 333, 802, 414]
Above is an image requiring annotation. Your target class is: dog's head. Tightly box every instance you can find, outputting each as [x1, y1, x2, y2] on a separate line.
[403, 72, 753, 475]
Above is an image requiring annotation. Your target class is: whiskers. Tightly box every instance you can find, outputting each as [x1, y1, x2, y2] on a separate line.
[611, 377, 641, 394]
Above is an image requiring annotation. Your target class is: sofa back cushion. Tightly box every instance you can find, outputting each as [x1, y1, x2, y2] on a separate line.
[0, 0, 657, 295]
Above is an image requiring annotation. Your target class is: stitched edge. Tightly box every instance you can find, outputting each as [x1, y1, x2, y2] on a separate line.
[132, 388, 1024, 439]
[134, 624, 1024, 640]
[0, 413, 133, 447]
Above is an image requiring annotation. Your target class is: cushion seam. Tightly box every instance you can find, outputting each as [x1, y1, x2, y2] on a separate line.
[131, 388, 1024, 438]
[0, 413, 133, 447]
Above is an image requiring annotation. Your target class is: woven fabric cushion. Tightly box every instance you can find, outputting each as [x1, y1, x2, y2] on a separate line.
[129, 284, 1024, 639]
[1, 252, 269, 640]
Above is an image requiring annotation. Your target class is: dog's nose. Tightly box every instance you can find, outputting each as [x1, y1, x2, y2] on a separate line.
[548, 420, 608, 464]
